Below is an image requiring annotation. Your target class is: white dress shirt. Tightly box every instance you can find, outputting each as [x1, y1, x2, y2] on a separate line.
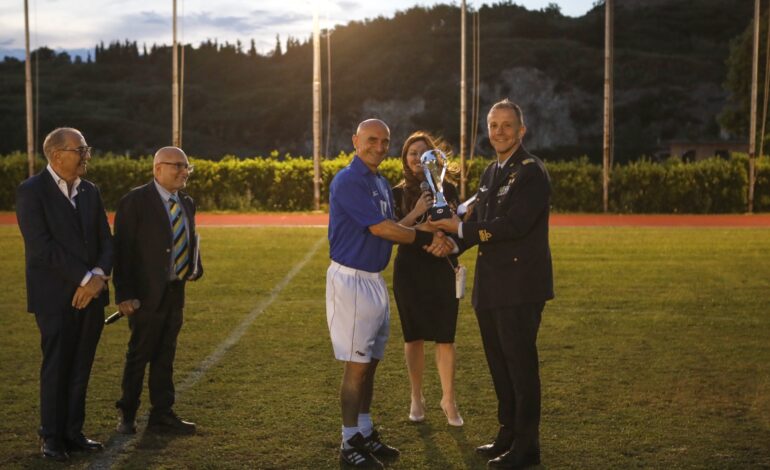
[46, 164, 104, 286]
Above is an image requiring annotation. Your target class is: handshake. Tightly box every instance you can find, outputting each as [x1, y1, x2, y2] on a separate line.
[415, 212, 463, 258]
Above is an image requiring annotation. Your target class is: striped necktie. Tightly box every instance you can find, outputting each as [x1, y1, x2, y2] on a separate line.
[169, 195, 189, 279]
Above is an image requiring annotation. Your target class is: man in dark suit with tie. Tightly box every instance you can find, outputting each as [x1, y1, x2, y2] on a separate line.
[430, 99, 554, 469]
[16, 127, 113, 461]
[112, 146, 202, 435]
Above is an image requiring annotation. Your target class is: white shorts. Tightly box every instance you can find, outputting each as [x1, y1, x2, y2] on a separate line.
[326, 261, 390, 363]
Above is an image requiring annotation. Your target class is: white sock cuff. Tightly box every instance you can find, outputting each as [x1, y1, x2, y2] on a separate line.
[342, 425, 360, 446]
[358, 413, 373, 437]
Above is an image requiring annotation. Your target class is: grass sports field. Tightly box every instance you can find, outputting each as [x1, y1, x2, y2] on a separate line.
[0, 225, 768, 469]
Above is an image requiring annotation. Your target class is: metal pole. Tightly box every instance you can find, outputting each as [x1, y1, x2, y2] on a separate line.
[172, 0, 180, 147]
[758, 0, 770, 166]
[470, 10, 481, 166]
[180, 44, 185, 147]
[602, 0, 614, 213]
[312, 9, 322, 211]
[24, 0, 35, 176]
[460, 0, 467, 200]
[749, 0, 760, 213]
[325, 31, 332, 159]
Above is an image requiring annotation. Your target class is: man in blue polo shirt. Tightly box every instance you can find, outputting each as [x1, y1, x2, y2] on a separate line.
[327, 118, 454, 469]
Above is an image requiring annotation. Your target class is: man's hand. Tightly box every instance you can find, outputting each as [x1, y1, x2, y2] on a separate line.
[71, 286, 92, 309]
[423, 231, 456, 257]
[428, 213, 462, 234]
[83, 274, 108, 297]
[72, 275, 109, 309]
[118, 299, 140, 316]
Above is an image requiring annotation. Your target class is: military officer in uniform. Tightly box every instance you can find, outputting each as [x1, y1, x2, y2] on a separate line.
[429, 99, 553, 469]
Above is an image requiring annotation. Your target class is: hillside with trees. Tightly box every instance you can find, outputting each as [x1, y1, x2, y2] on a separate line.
[0, 0, 755, 162]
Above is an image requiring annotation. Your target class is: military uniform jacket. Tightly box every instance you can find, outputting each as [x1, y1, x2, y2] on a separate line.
[458, 145, 554, 310]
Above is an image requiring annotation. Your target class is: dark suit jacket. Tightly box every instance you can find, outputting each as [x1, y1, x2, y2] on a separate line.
[458, 145, 554, 310]
[16, 170, 113, 315]
[113, 181, 203, 313]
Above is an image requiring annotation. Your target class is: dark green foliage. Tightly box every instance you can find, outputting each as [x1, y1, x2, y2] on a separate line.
[548, 157, 603, 212]
[0, 153, 44, 209]
[611, 157, 747, 213]
[721, 9, 770, 139]
[2, 153, 766, 213]
[0, 0, 755, 161]
[757, 157, 770, 211]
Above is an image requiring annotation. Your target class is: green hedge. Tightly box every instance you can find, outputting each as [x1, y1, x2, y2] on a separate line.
[1, 152, 769, 213]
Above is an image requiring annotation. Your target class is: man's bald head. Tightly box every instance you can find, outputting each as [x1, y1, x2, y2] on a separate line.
[356, 119, 390, 136]
[153, 146, 188, 164]
[352, 118, 391, 172]
[153, 146, 191, 193]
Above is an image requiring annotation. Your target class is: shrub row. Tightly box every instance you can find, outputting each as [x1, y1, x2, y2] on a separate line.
[1, 152, 768, 213]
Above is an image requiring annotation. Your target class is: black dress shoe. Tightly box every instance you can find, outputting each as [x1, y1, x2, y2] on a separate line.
[65, 434, 104, 452]
[476, 426, 514, 459]
[147, 410, 196, 434]
[41, 438, 69, 461]
[487, 449, 541, 469]
[476, 441, 513, 459]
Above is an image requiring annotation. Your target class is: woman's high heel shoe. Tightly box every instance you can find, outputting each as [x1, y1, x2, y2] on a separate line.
[441, 401, 464, 427]
[409, 397, 426, 422]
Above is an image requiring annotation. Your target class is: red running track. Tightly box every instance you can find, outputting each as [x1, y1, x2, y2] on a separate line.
[2, 212, 770, 227]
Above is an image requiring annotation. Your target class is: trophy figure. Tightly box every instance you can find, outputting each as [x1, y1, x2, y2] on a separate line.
[420, 149, 452, 220]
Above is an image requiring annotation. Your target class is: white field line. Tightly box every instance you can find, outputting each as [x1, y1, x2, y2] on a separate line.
[88, 235, 327, 470]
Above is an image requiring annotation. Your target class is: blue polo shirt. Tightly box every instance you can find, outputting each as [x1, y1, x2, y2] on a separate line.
[328, 155, 395, 272]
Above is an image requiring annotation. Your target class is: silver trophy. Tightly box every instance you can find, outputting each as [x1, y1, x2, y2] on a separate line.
[420, 149, 452, 220]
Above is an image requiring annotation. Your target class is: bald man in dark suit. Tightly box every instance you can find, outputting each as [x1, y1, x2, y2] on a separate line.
[113, 146, 203, 435]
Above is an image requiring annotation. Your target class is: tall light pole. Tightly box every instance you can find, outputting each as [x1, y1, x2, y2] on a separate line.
[313, 9, 322, 211]
[749, 0, 760, 213]
[602, 0, 614, 213]
[24, 0, 35, 176]
[172, 0, 180, 147]
[460, 0, 468, 199]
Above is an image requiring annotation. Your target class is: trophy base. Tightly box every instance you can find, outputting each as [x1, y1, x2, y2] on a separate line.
[429, 205, 452, 220]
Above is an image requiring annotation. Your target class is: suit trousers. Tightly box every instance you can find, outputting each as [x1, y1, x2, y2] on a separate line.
[35, 304, 104, 439]
[475, 302, 544, 452]
[117, 281, 184, 416]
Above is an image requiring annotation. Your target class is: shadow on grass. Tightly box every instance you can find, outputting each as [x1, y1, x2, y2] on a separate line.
[133, 429, 185, 451]
[412, 421, 460, 469]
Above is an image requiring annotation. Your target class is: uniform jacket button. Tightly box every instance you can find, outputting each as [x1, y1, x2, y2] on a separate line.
[166, 248, 171, 253]
[514, 257, 518, 262]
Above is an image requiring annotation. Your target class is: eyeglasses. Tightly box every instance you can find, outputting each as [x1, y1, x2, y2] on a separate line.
[158, 162, 194, 173]
[59, 146, 93, 158]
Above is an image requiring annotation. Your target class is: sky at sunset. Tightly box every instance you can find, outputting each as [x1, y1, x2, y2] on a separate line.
[1, 1, 596, 59]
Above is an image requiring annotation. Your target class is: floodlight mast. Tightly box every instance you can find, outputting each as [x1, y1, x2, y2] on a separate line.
[313, 8, 322, 211]
[24, 0, 35, 176]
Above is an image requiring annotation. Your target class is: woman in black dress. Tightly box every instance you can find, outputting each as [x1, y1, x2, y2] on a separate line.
[392, 131, 463, 426]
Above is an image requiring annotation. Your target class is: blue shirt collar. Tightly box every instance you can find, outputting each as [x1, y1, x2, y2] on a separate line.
[352, 155, 376, 176]
[153, 179, 178, 203]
